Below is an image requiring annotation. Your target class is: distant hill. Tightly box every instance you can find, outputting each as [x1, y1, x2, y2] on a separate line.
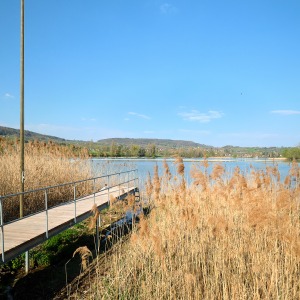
[96, 138, 212, 149]
[0, 126, 66, 142]
[0, 126, 212, 149]
[0, 126, 288, 158]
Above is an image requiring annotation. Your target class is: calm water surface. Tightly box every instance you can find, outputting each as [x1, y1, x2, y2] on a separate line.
[91, 158, 296, 187]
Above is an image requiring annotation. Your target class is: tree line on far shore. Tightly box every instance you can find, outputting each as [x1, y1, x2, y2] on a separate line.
[1, 136, 299, 160]
[87, 141, 299, 160]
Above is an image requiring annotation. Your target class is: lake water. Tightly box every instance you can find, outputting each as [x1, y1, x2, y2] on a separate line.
[91, 158, 297, 188]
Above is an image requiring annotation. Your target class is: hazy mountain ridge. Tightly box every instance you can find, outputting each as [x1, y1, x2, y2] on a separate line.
[97, 138, 212, 149]
[0, 126, 289, 157]
[0, 126, 211, 148]
[0, 126, 66, 142]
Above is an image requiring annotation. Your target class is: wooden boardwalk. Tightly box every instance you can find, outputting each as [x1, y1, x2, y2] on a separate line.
[0, 185, 138, 263]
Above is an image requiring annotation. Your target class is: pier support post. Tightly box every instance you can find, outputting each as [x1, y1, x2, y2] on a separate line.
[25, 250, 29, 273]
[96, 215, 101, 254]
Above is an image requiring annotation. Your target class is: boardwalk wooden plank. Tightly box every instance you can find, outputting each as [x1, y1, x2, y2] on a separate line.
[0, 185, 137, 262]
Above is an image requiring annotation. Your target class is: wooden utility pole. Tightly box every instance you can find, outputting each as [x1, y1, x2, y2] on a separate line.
[20, 0, 25, 218]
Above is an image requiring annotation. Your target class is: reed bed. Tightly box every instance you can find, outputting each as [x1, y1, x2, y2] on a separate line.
[84, 158, 300, 299]
[0, 138, 93, 221]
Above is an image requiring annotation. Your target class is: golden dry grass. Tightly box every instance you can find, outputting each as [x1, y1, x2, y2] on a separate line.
[73, 246, 93, 271]
[85, 159, 300, 299]
[0, 138, 93, 221]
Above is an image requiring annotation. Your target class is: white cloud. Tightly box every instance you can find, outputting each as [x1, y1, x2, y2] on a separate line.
[270, 110, 300, 115]
[178, 110, 224, 123]
[128, 112, 151, 120]
[160, 3, 178, 14]
[3, 93, 14, 99]
[81, 117, 97, 122]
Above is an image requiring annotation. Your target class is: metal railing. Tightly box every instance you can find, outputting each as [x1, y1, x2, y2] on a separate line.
[0, 169, 138, 262]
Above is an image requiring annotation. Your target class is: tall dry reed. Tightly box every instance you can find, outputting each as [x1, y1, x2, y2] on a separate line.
[0, 138, 92, 221]
[86, 159, 300, 299]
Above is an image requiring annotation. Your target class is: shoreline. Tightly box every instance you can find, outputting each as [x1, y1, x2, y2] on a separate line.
[91, 157, 290, 163]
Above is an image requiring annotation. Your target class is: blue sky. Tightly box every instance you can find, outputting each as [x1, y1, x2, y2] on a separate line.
[1, 0, 300, 147]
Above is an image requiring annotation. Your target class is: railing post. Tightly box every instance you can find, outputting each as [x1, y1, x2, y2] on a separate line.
[74, 184, 77, 223]
[95, 214, 100, 254]
[45, 190, 48, 238]
[127, 170, 130, 194]
[118, 172, 121, 199]
[0, 197, 4, 263]
[107, 175, 110, 205]
[25, 250, 29, 273]
[135, 169, 138, 191]
[134, 169, 136, 189]
[93, 178, 96, 205]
